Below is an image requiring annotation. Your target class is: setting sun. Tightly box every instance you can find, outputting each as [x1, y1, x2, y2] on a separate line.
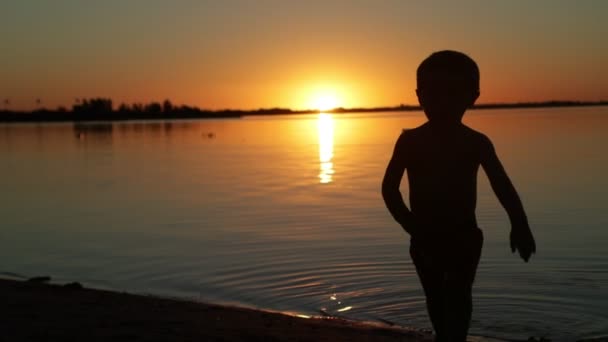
[310, 90, 341, 111]
[312, 95, 339, 111]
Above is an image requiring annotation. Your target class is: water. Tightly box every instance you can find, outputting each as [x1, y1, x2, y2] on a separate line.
[1, 107, 607, 341]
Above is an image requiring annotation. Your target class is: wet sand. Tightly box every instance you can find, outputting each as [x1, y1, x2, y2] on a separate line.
[0, 278, 434, 341]
[0, 278, 516, 341]
[0, 279, 608, 342]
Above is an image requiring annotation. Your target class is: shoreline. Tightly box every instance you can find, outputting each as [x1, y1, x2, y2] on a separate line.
[1, 101, 606, 123]
[0, 278, 429, 341]
[0, 277, 512, 342]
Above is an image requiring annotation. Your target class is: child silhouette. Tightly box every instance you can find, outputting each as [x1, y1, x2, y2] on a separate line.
[382, 50, 536, 342]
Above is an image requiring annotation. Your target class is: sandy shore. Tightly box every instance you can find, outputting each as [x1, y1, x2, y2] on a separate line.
[0, 278, 515, 342]
[0, 278, 431, 341]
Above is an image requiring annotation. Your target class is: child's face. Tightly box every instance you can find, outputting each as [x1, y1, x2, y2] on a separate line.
[416, 72, 479, 122]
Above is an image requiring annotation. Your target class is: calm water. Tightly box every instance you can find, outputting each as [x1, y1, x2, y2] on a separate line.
[2, 107, 607, 341]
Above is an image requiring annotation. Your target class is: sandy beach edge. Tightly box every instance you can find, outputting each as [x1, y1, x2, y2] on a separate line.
[0, 277, 512, 341]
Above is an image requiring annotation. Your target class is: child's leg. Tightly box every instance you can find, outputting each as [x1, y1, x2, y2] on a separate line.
[410, 242, 448, 341]
[445, 228, 484, 342]
[445, 277, 474, 342]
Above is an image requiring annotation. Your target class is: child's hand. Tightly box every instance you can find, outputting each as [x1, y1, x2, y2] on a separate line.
[510, 227, 536, 262]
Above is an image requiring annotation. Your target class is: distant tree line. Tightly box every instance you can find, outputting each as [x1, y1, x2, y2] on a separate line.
[73, 98, 113, 115]
[0, 97, 607, 123]
[69, 98, 313, 119]
[0, 98, 248, 122]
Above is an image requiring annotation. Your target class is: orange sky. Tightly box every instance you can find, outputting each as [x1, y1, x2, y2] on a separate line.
[1, 1, 607, 110]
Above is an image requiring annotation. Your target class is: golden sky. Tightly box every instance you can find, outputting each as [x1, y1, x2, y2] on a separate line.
[1, 1, 607, 110]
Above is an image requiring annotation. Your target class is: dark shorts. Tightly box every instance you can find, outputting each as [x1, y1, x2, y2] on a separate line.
[409, 227, 484, 286]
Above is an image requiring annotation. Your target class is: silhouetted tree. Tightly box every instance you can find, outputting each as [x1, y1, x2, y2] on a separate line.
[131, 103, 144, 113]
[162, 99, 173, 114]
[72, 98, 113, 116]
[145, 102, 162, 114]
[117, 103, 131, 113]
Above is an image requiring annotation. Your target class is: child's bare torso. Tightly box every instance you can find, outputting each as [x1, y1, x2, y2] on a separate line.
[399, 122, 488, 230]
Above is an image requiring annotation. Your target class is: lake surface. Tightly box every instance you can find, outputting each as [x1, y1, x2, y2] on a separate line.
[1, 107, 607, 341]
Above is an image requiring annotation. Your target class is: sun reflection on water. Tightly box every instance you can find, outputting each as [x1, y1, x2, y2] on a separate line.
[317, 113, 335, 184]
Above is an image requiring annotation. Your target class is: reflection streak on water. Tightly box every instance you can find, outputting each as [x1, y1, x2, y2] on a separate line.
[317, 113, 335, 183]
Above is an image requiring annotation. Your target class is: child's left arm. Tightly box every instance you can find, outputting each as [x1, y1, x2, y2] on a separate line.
[480, 135, 536, 262]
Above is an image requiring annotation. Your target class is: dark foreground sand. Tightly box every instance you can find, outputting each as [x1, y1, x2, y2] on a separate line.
[0, 278, 433, 342]
[3, 278, 605, 342]
[0, 278, 519, 342]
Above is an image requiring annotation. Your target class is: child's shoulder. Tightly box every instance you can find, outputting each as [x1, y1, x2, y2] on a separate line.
[397, 124, 493, 146]
[395, 123, 433, 144]
[399, 122, 429, 137]
[391, 124, 430, 153]
[462, 125, 490, 140]
[463, 125, 494, 146]
[460, 125, 496, 154]
[396, 125, 423, 145]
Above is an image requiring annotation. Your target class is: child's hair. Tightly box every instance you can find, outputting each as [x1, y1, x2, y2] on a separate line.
[417, 50, 480, 94]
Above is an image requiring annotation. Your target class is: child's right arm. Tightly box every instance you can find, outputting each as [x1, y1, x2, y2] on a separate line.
[382, 132, 418, 236]
[480, 135, 536, 262]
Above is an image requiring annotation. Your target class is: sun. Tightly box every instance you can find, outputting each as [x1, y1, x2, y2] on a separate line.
[310, 91, 341, 112]
[313, 95, 339, 111]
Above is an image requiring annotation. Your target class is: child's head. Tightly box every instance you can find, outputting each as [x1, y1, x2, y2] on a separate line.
[416, 50, 480, 123]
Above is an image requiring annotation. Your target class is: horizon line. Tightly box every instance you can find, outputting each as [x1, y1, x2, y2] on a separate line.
[2, 99, 607, 114]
